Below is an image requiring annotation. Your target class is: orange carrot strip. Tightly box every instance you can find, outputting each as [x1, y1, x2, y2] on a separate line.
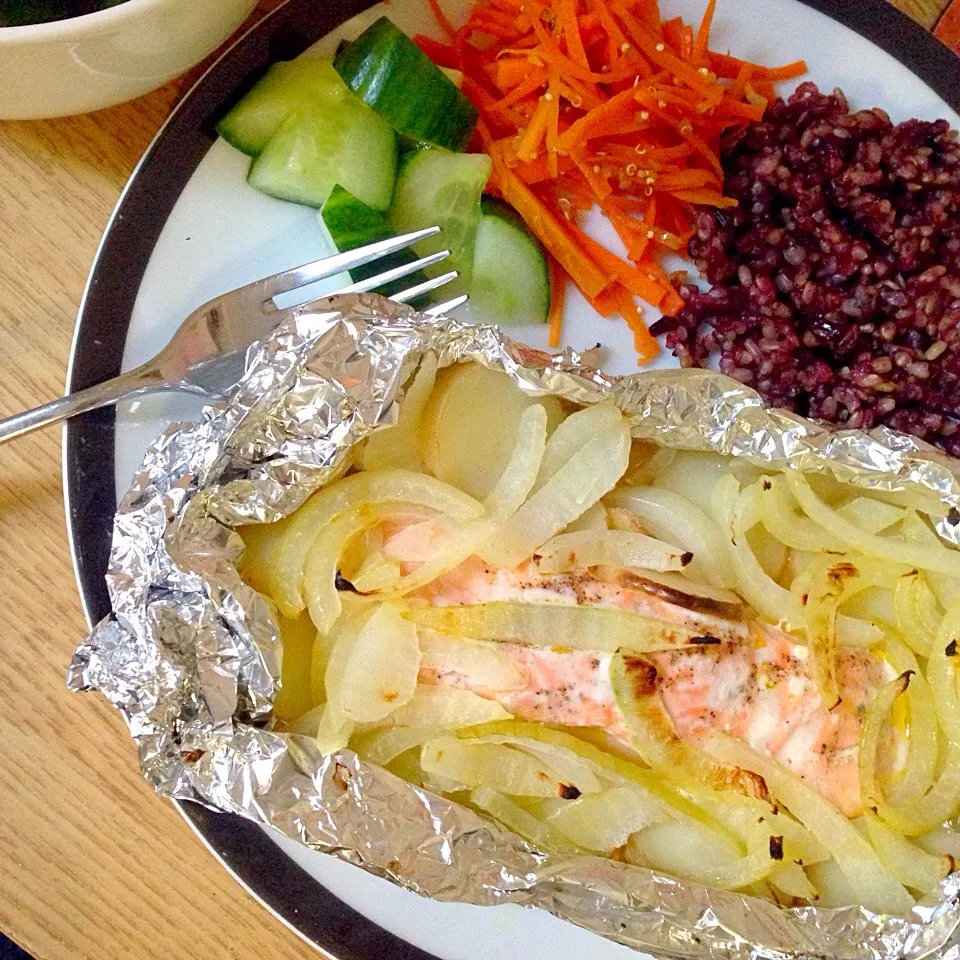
[546, 72, 561, 177]
[427, 0, 457, 38]
[613, 283, 660, 363]
[567, 222, 669, 307]
[589, 0, 627, 65]
[729, 62, 754, 101]
[671, 188, 736, 208]
[517, 94, 553, 160]
[656, 168, 719, 189]
[680, 25, 694, 61]
[498, 168, 609, 299]
[556, 86, 640, 151]
[470, 17, 523, 40]
[660, 16, 685, 57]
[692, 0, 716, 62]
[548, 257, 567, 347]
[494, 56, 539, 91]
[530, 16, 645, 83]
[635, 95, 723, 178]
[489, 68, 549, 111]
[589, 287, 617, 317]
[557, 0, 590, 68]
[708, 52, 807, 82]
[714, 99, 766, 123]
[571, 151, 613, 201]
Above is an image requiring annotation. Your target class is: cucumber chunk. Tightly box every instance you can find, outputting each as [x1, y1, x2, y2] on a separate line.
[320, 185, 428, 300]
[218, 58, 347, 157]
[248, 89, 397, 211]
[467, 212, 550, 325]
[386, 148, 491, 286]
[334, 18, 478, 152]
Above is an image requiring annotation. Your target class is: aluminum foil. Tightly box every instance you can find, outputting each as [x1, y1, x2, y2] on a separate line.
[70, 293, 960, 960]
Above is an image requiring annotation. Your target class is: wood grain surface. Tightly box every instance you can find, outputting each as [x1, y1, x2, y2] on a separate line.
[0, 0, 952, 958]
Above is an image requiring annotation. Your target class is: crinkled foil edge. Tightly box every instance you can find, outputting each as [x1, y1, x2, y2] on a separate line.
[69, 293, 960, 960]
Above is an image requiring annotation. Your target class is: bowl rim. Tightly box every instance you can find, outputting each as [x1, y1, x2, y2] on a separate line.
[0, 0, 188, 43]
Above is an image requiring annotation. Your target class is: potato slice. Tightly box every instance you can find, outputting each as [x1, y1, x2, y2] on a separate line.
[420, 362, 564, 501]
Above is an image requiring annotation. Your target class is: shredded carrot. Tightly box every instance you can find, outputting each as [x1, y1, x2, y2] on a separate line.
[692, 0, 716, 63]
[420, 0, 808, 365]
[426, 0, 457, 38]
[547, 257, 567, 347]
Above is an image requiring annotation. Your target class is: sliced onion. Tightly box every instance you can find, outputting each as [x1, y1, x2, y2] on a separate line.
[469, 786, 583, 854]
[902, 510, 960, 611]
[894, 573, 940, 658]
[481, 408, 631, 568]
[418, 631, 526, 693]
[757, 476, 838, 553]
[608, 485, 734, 589]
[563, 501, 608, 534]
[365, 684, 511, 729]
[303, 508, 380, 634]
[351, 726, 440, 766]
[882, 635, 938, 808]
[835, 615, 883, 647]
[363, 353, 438, 472]
[616, 568, 743, 614]
[408, 601, 712, 653]
[351, 553, 402, 593]
[421, 736, 599, 797]
[786, 473, 960, 578]
[531, 787, 668, 852]
[532, 401, 625, 494]
[704, 732, 913, 915]
[536, 529, 691, 575]
[859, 671, 915, 822]
[917, 826, 960, 859]
[484, 403, 547, 518]
[337, 603, 421, 723]
[269, 469, 484, 617]
[770, 862, 819, 902]
[836, 497, 905, 535]
[864, 812, 949, 896]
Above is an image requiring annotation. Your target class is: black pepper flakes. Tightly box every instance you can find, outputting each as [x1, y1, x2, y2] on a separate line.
[559, 783, 582, 800]
[947, 639, 958, 658]
[769, 835, 784, 861]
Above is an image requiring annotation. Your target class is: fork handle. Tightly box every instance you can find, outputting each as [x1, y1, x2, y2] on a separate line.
[0, 367, 165, 445]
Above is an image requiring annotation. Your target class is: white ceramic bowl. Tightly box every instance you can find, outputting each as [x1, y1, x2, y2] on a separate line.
[0, 0, 260, 120]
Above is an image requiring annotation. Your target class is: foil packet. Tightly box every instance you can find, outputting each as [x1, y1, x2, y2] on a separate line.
[70, 293, 960, 960]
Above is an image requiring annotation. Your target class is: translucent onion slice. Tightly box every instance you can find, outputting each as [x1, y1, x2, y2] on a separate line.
[926, 601, 960, 746]
[870, 743, 960, 837]
[269, 469, 484, 617]
[363, 684, 511, 729]
[351, 553, 402, 593]
[835, 614, 883, 647]
[608, 485, 734, 589]
[917, 826, 960, 860]
[756, 476, 838, 553]
[351, 726, 440, 766]
[882, 635, 938, 808]
[418, 631, 526, 693]
[786, 473, 960, 578]
[617, 568, 743, 612]
[806, 858, 860, 909]
[408, 601, 714, 652]
[314, 608, 370, 753]
[303, 507, 380, 635]
[484, 403, 548, 518]
[363, 353, 438, 472]
[894, 573, 940, 658]
[902, 511, 960, 611]
[864, 812, 950, 896]
[530, 787, 668, 852]
[859, 671, 915, 819]
[704, 732, 913, 914]
[532, 401, 625, 494]
[770, 862, 819, 902]
[469, 786, 583, 855]
[536, 529, 691, 575]
[628, 820, 779, 890]
[836, 497, 905, 535]
[421, 737, 599, 797]
[337, 603, 421, 724]
[457, 719, 710, 824]
[563, 501, 608, 534]
[480, 407, 631, 568]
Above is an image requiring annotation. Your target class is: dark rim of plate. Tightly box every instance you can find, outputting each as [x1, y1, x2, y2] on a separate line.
[64, 0, 960, 957]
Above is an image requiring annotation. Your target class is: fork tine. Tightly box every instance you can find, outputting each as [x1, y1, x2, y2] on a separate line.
[259, 226, 442, 302]
[423, 294, 469, 316]
[328, 250, 451, 298]
[388, 270, 459, 304]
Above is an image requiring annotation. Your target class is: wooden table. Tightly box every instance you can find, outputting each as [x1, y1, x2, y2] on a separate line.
[0, 0, 951, 958]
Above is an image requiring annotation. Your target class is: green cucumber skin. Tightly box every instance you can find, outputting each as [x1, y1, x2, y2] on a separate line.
[320, 185, 429, 302]
[334, 17, 478, 153]
[386, 148, 492, 289]
[469, 214, 550, 326]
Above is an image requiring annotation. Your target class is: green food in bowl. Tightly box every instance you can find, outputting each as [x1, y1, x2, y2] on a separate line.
[0, 0, 129, 26]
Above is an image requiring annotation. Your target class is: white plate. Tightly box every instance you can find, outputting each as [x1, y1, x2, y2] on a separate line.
[65, 1, 960, 956]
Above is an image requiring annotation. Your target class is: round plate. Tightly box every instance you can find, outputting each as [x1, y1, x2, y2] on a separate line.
[65, 1, 960, 957]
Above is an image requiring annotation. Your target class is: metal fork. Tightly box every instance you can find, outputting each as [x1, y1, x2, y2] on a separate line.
[0, 227, 464, 444]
